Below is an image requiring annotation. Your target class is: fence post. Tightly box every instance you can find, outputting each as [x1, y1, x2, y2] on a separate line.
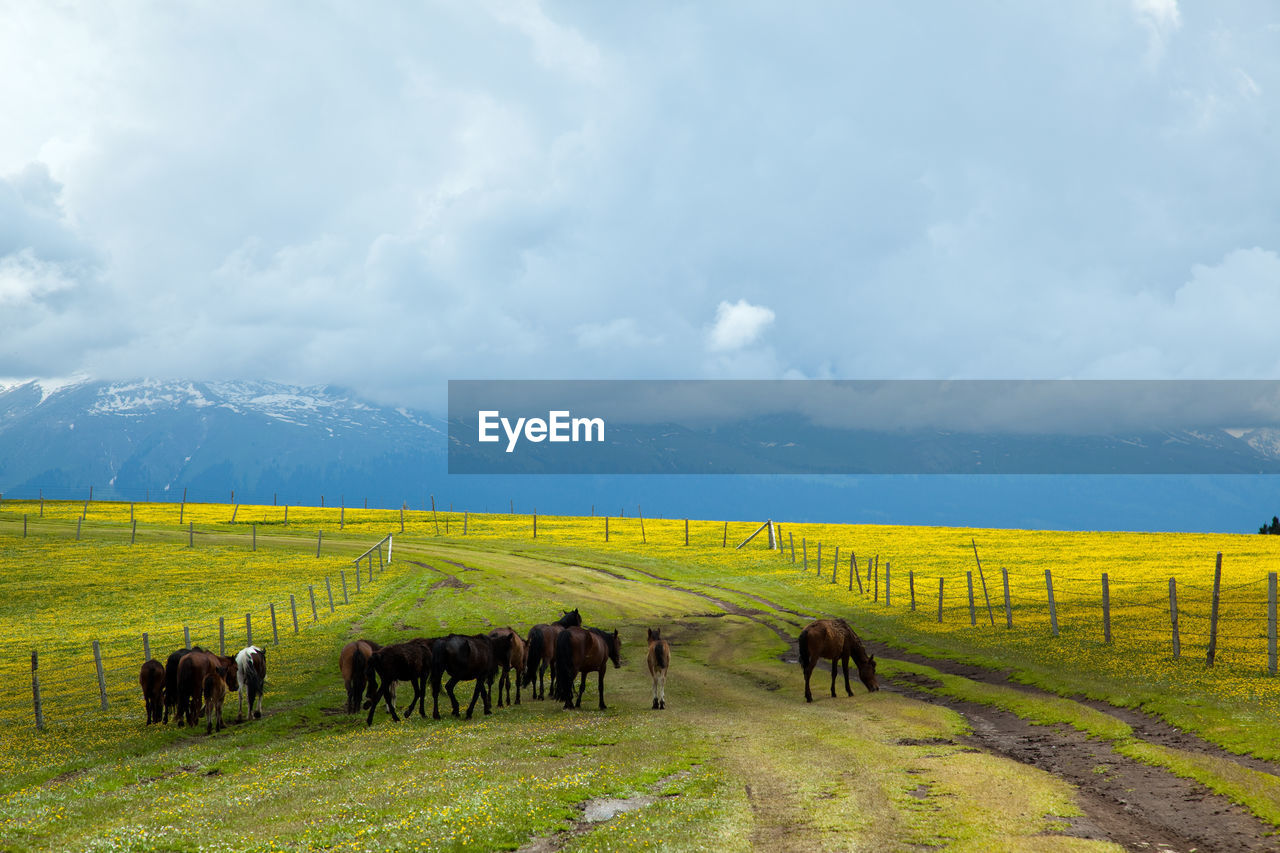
[937, 577, 945, 623]
[246, 612, 253, 647]
[885, 561, 891, 606]
[802, 538, 808, 571]
[188, 521, 193, 548]
[252, 523, 257, 552]
[341, 571, 349, 604]
[431, 495, 439, 535]
[874, 557, 879, 602]
[23, 514, 27, 538]
[463, 511, 468, 535]
[270, 603, 279, 646]
[309, 585, 318, 622]
[909, 569, 916, 611]
[533, 511, 537, 539]
[789, 532, 795, 563]
[1206, 552, 1223, 666]
[1169, 577, 1181, 658]
[180, 502, 184, 525]
[850, 553, 859, 592]
[131, 520, 137, 545]
[1269, 572, 1277, 676]
[723, 521, 728, 548]
[325, 577, 335, 612]
[340, 505, 344, 530]
[76, 517, 82, 540]
[316, 530, 322, 557]
[92, 640, 108, 710]
[1101, 573, 1111, 644]
[1002, 567, 1012, 628]
[816, 543, 822, 575]
[966, 571, 976, 626]
[232, 505, 239, 523]
[219, 616, 226, 655]
[356, 564, 362, 593]
[605, 516, 609, 542]
[31, 650, 44, 730]
[685, 518, 689, 546]
[285, 505, 289, 524]
[184, 626, 191, 650]
[143, 632, 151, 661]
[639, 506, 646, 544]
[400, 506, 405, 534]
[1045, 569, 1059, 637]
[832, 546, 839, 584]
[290, 594, 299, 634]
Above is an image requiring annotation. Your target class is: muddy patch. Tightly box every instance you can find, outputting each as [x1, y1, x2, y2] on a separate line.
[429, 575, 473, 592]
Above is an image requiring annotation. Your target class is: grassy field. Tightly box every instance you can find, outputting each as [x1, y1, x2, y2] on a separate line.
[1, 500, 1278, 850]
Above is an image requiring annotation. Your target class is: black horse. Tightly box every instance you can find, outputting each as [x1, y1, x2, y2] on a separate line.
[365, 639, 434, 725]
[431, 633, 512, 720]
[523, 608, 582, 700]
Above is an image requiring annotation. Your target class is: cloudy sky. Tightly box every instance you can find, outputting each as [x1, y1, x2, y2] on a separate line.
[2, 1, 1278, 410]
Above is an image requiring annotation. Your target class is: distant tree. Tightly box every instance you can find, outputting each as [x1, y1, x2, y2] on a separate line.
[1261, 515, 1280, 534]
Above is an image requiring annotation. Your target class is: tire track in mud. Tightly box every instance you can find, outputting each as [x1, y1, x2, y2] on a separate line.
[585, 563, 1280, 851]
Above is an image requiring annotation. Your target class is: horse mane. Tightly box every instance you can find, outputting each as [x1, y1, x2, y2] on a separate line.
[841, 622, 872, 667]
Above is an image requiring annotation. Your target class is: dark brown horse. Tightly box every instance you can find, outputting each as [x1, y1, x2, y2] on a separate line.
[431, 633, 511, 720]
[365, 639, 433, 725]
[798, 618, 878, 702]
[175, 650, 239, 732]
[487, 627, 526, 707]
[162, 647, 198, 723]
[523, 608, 582, 700]
[139, 659, 165, 724]
[646, 628, 670, 710]
[340, 639, 382, 713]
[554, 626, 620, 710]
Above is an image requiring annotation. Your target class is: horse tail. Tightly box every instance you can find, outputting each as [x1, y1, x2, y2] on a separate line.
[553, 630, 574, 704]
[524, 629, 544, 687]
[799, 629, 811, 671]
[654, 641, 667, 671]
[244, 653, 264, 702]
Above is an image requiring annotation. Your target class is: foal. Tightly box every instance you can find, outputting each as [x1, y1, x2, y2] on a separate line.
[646, 628, 670, 710]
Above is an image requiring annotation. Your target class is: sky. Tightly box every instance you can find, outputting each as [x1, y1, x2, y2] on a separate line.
[2, 1, 1279, 412]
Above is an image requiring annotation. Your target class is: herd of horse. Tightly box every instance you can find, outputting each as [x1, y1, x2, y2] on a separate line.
[137, 608, 878, 731]
[138, 644, 266, 733]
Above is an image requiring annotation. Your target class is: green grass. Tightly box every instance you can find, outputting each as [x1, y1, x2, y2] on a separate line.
[0, 521, 1127, 852]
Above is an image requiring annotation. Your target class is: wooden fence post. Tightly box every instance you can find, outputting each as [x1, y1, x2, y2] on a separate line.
[1169, 577, 1181, 658]
[1045, 569, 1059, 637]
[816, 543, 822, 575]
[341, 571, 349, 604]
[184, 626, 191, 650]
[246, 613, 253, 647]
[23, 514, 27, 538]
[463, 511, 468, 536]
[270, 603, 279, 646]
[1101, 573, 1111, 644]
[309, 586, 318, 621]
[219, 617, 226, 655]
[284, 505, 289, 524]
[789, 532, 795, 563]
[885, 561, 891, 606]
[131, 520, 137, 545]
[340, 505, 344, 530]
[723, 521, 728, 548]
[188, 521, 193, 548]
[874, 557, 879, 602]
[832, 546, 839, 584]
[232, 505, 239, 523]
[356, 564, 362, 593]
[802, 538, 808, 571]
[1002, 567, 1012, 628]
[851, 553, 859, 593]
[1206, 552, 1223, 666]
[639, 506, 646, 544]
[937, 578, 945, 623]
[31, 650, 44, 730]
[290, 594, 299, 634]
[92, 640, 107, 710]
[533, 511, 537, 539]
[400, 506, 405, 533]
[971, 538, 995, 627]
[180, 502, 184, 526]
[325, 577, 335, 612]
[316, 530, 322, 557]
[966, 571, 976, 626]
[431, 495, 439, 535]
[1269, 572, 1277, 676]
[143, 632, 151, 661]
[605, 516, 610, 542]
[909, 569, 916, 611]
[685, 518, 689, 546]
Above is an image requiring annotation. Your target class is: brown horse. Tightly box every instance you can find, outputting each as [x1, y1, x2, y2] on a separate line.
[139, 659, 165, 724]
[646, 628, 670, 710]
[488, 627, 526, 707]
[340, 639, 382, 713]
[175, 650, 239, 732]
[798, 618, 878, 702]
[523, 608, 582, 700]
[554, 626, 620, 710]
[365, 639, 433, 725]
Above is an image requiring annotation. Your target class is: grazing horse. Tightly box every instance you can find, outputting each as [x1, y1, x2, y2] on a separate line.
[646, 628, 670, 710]
[139, 659, 165, 724]
[340, 639, 382, 713]
[162, 647, 198, 723]
[175, 650, 239, 732]
[798, 618, 878, 703]
[523, 608, 582, 700]
[235, 646, 266, 721]
[488, 627, 526, 708]
[365, 639, 433, 725]
[431, 633, 511, 720]
[554, 626, 620, 711]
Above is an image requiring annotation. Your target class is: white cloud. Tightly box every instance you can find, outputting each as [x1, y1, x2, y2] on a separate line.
[707, 300, 775, 352]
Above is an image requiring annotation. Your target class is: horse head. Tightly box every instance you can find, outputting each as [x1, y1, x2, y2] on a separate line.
[647, 627, 660, 644]
[609, 629, 621, 669]
[857, 654, 879, 692]
[561, 608, 582, 627]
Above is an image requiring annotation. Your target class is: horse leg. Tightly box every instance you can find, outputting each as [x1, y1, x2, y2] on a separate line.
[575, 672, 587, 709]
[237, 688, 244, 722]
[652, 671, 660, 710]
[366, 681, 386, 725]
[842, 654, 854, 697]
[515, 666, 522, 705]
[659, 669, 666, 710]
[804, 663, 815, 703]
[446, 676, 461, 716]
[496, 667, 506, 709]
[431, 674, 442, 720]
[597, 669, 607, 710]
[465, 679, 482, 719]
[830, 656, 838, 698]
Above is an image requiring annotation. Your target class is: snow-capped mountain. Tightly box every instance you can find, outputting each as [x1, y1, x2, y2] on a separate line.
[0, 379, 446, 505]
